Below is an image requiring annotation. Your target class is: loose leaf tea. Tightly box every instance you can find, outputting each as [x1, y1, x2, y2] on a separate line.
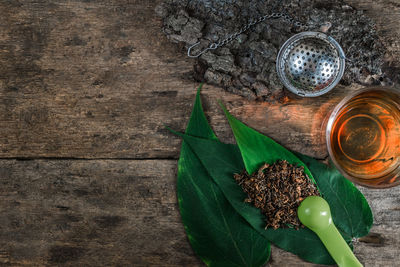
[234, 160, 320, 230]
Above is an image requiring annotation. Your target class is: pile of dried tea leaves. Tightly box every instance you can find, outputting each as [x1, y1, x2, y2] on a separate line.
[234, 160, 320, 229]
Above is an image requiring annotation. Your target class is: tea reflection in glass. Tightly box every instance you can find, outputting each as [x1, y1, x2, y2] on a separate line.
[326, 87, 400, 188]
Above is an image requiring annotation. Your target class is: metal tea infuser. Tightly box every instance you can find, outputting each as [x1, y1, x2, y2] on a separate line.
[187, 13, 346, 97]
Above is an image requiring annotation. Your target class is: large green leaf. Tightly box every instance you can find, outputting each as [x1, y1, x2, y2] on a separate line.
[175, 133, 337, 265]
[177, 86, 271, 267]
[295, 154, 373, 239]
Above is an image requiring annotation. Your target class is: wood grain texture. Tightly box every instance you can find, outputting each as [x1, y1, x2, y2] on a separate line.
[0, 0, 399, 266]
[0, 159, 398, 266]
[0, 159, 199, 266]
[0, 0, 397, 160]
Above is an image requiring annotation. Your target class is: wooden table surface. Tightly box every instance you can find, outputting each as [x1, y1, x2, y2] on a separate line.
[0, 0, 399, 266]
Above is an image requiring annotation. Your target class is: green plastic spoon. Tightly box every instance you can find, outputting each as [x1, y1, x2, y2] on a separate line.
[297, 196, 363, 267]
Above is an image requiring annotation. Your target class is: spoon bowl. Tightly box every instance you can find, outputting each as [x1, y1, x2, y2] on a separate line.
[297, 195, 332, 231]
[298, 196, 363, 267]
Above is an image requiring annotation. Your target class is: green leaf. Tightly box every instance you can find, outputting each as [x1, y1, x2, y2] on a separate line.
[176, 85, 271, 267]
[295, 154, 373, 238]
[176, 133, 336, 265]
[220, 103, 315, 183]
[186, 84, 218, 141]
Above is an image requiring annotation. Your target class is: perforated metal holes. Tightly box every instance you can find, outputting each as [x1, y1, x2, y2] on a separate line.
[276, 32, 345, 97]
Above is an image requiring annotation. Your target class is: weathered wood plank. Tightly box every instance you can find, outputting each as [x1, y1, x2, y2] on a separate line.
[0, 0, 398, 159]
[0, 159, 200, 266]
[0, 0, 399, 266]
[0, 159, 398, 266]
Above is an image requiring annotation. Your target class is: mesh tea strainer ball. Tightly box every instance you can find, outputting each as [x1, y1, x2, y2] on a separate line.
[276, 32, 345, 97]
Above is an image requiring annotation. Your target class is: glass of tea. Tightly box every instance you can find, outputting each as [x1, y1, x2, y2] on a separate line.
[326, 87, 400, 188]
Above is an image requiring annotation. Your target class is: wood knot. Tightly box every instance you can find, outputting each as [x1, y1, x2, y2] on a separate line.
[358, 232, 385, 247]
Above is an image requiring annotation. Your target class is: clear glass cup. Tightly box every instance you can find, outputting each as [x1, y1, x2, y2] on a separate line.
[326, 87, 400, 188]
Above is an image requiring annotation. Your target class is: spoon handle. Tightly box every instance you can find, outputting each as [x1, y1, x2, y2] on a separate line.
[315, 224, 363, 267]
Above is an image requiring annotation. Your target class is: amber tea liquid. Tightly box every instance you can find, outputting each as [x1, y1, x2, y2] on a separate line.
[328, 89, 400, 187]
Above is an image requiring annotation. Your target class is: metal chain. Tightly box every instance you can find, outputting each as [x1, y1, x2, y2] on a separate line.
[187, 13, 308, 57]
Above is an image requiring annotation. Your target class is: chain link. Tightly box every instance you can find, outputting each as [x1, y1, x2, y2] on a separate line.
[188, 13, 308, 57]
